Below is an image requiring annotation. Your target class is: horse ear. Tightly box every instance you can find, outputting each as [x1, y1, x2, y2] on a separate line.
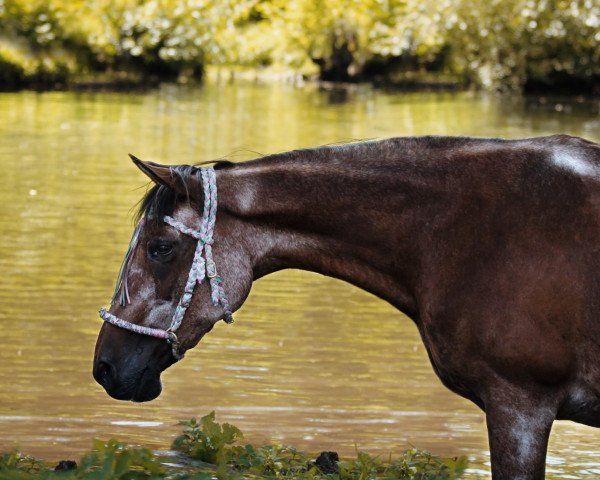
[129, 154, 175, 188]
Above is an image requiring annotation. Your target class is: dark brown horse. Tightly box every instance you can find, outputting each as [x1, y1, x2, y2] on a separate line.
[93, 135, 600, 479]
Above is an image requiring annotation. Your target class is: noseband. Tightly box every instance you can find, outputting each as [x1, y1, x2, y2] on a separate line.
[99, 167, 233, 360]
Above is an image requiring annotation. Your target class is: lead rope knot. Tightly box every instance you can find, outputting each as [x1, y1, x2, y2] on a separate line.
[166, 331, 183, 360]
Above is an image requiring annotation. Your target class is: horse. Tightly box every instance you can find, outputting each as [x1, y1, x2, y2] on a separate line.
[93, 134, 600, 480]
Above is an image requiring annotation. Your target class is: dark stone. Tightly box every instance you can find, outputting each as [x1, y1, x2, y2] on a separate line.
[314, 451, 339, 474]
[54, 460, 77, 471]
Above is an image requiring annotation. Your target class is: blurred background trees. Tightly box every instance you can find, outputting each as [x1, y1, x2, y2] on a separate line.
[0, 0, 598, 91]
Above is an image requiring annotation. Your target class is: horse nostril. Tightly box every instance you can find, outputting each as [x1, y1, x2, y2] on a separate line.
[94, 359, 116, 390]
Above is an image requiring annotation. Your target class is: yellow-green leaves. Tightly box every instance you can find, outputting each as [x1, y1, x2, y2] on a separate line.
[1, 0, 598, 90]
[1, 414, 468, 479]
[172, 411, 244, 465]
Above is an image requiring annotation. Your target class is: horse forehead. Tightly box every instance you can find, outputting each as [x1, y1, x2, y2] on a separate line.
[172, 204, 201, 226]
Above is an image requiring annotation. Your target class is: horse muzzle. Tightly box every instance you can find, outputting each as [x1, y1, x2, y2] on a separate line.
[93, 356, 163, 402]
[93, 324, 175, 402]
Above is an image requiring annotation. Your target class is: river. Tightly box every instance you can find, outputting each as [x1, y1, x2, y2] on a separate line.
[0, 82, 598, 478]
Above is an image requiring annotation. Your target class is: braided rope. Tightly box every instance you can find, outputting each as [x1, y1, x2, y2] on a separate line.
[99, 308, 169, 339]
[99, 166, 234, 361]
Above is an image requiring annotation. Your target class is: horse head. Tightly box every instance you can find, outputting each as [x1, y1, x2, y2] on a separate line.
[93, 157, 253, 401]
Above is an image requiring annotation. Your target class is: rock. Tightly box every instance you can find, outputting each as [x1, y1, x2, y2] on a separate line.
[314, 451, 339, 474]
[54, 460, 77, 471]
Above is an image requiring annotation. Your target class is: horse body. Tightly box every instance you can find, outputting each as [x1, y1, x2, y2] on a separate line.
[94, 134, 600, 479]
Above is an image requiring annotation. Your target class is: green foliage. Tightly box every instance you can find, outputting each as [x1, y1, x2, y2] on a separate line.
[0, 441, 167, 479]
[0, 41, 72, 90]
[172, 412, 468, 479]
[0, 0, 598, 90]
[320, 449, 468, 480]
[266, 0, 439, 79]
[0, 45, 26, 90]
[172, 411, 243, 464]
[438, 0, 600, 90]
[264, 0, 600, 88]
[0, 450, 47, 479]
[0, 414, 468, 479]
[227, 444, 318, 478]
[76, 439, 166, 479]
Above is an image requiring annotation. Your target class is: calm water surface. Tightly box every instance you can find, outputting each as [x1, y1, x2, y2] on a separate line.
[0, 83, 599, 479]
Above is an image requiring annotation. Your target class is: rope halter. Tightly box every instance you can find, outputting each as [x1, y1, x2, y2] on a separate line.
[99, 167, 234, 361]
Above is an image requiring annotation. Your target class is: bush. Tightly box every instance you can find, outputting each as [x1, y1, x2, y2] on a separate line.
[0, 45, 27, 90]
[0, 45, 72, 90]
[172, 411, 243, 464]
[27, 57, 70, 88]
[1, 0, 596, 90]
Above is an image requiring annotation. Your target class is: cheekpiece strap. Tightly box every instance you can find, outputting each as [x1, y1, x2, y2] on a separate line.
[163, 167, 233, 332]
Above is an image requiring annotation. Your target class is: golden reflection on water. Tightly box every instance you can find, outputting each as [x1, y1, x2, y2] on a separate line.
[0, 84, 599, 479]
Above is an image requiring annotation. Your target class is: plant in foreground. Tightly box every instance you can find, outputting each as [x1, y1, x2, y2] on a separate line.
[0, 412, 468, 479]
[173, 411, 243, 465]
[172, 411, 468, 479]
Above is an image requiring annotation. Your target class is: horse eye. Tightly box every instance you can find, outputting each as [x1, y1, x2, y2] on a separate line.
[156, 244, 172, 255]
[149, 241, 174, 259]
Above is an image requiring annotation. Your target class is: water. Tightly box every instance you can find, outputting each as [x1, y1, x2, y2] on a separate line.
[0, 83, 599, 478]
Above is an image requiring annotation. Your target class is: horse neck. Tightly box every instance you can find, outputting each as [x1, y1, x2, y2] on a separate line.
[217, 143, 431, 316]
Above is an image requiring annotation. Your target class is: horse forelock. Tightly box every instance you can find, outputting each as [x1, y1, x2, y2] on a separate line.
[135, 161, 235, 224]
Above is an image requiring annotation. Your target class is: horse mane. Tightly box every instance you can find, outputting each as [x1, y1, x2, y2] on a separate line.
[134, 136, 489, 223]
[135, 160, 234, 223]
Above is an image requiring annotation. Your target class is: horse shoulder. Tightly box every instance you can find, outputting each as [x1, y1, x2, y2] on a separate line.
[412, 137, 600, 406]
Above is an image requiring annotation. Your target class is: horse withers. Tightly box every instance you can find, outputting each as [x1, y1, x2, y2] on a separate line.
[93, 135, 600, 479]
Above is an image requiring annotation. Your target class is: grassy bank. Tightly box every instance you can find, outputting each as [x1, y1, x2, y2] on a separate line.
[1, 412, 468, 479]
